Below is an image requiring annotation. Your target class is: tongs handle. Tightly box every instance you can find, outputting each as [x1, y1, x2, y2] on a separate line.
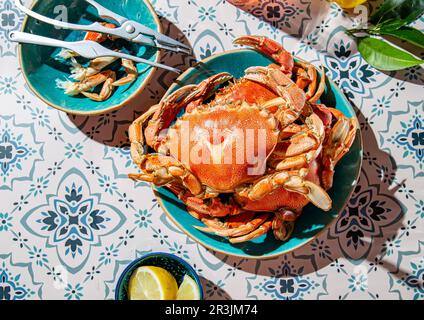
[10, 30, 74, 50]
[9, 31, 181, 74]
[83, 0, 127, 25]
[15, 0, 126, 38]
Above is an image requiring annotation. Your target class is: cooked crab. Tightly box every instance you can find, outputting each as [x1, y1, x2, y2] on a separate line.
[129, 35, 357, 243]
[56, 22, 138, 101]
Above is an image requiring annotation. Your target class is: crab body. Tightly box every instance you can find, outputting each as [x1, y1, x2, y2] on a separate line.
[165, 98, 280, 193]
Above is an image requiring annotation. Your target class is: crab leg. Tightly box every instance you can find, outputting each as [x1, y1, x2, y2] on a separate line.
[234, 36, 294, 75]
[274, 113, 325, 170]
[129, 154, 203, 196]
[308, 66, 326, 103]
[234, 36, 325, 102]
[321, 108, 358, 190]
[56, 70, 116, 97]
[237, 169, 332, 211]
[244, 66, 306, 128]
[310, 103, 333, 127]
[184, 73, 233, 112]
[293, 67, 310, 90]
[279, 123, 307, 139]
[294, 60, 318, 100]
[143, 73, 232, 150]
[113, 59, 138, 87]
[229, 219, 273, 244]
[70, 56, 118, 81]
[195, 212, 271, 237]
[81, 71, 117, 102]
[185, 197, 242, 218]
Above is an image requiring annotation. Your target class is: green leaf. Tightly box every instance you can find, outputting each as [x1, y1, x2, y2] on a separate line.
[357, 37, 424, 71]
[377, 18, 409, 32]
[380, 26, 424, 49]
[371, 0, 424, 25]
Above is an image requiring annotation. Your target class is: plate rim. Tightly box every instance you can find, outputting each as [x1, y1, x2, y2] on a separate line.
[17, 0, 162, 116]
[155, 48, 363, 259]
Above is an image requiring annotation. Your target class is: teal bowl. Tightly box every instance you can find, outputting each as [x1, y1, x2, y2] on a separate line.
[115, 252, 203, 300]
[18, 0, 161, 115]
[154, 49, 363, 259]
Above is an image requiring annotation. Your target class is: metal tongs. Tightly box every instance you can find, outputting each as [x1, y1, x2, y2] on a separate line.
[9, 0, 191, 74]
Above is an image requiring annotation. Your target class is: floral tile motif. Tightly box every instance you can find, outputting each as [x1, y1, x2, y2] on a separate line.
[22, 168, 126, 274]
[328, 169, 404, 261]
[0, 0, 24, 57]
[0, 115, 44, 190]
[230, 0, 312, 37]
[324, 40, 377, 99]
[0, 253, 42, 300]
[381, 101, 424, 177]
[246, 256, 327, 300]
[0, 0, 423, 300]
[389, 241, 424, 300]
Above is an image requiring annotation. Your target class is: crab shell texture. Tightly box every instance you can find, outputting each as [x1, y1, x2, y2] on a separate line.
[163, 80, 284, 193]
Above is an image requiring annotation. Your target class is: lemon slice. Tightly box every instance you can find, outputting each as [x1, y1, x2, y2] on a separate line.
[176, 275, 201, 300]
[128, 266, 178, 300]
[333, 0, 367, 9]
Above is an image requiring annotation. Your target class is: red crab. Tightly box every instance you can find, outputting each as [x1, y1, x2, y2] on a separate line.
[129, 36, 357, 243]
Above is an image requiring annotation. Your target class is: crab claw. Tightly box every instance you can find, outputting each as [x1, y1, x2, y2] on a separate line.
[128, 154, 203, 196]
[298, 181, 332, 211]
[229, 219, 272, 244]
[321, 108, 358, 190]
[237, 169, 332, 212]
[272, 213, 296, 241]
[234, 36, 294, 75]
[194, 212, 271, 238]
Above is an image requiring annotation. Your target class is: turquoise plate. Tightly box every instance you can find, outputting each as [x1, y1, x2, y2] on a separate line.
[19, 0, 161, 115]
[115, 252, 203, 300]
[154, 49, 363, 259]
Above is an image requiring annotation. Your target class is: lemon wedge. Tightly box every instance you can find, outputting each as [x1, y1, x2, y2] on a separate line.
[128, 266, 178, 300]
[333, 0, 367, 9]
[176, 275, 201, 300]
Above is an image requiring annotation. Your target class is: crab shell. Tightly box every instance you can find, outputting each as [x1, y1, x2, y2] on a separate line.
[162, 97, 279, 193]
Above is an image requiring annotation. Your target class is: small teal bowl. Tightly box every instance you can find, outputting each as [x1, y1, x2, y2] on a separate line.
[115, 252, 203, 300]
[154, 49, 363, 260]
[18, 0, 161, 115]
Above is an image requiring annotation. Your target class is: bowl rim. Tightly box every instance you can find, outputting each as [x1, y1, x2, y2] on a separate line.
[18, 0, 162, 116]
[153, 48, 363, 260]
[114, 251, 204, 300]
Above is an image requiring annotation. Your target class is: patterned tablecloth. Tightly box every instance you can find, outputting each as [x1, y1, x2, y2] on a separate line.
[0, 0, 423, 300]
